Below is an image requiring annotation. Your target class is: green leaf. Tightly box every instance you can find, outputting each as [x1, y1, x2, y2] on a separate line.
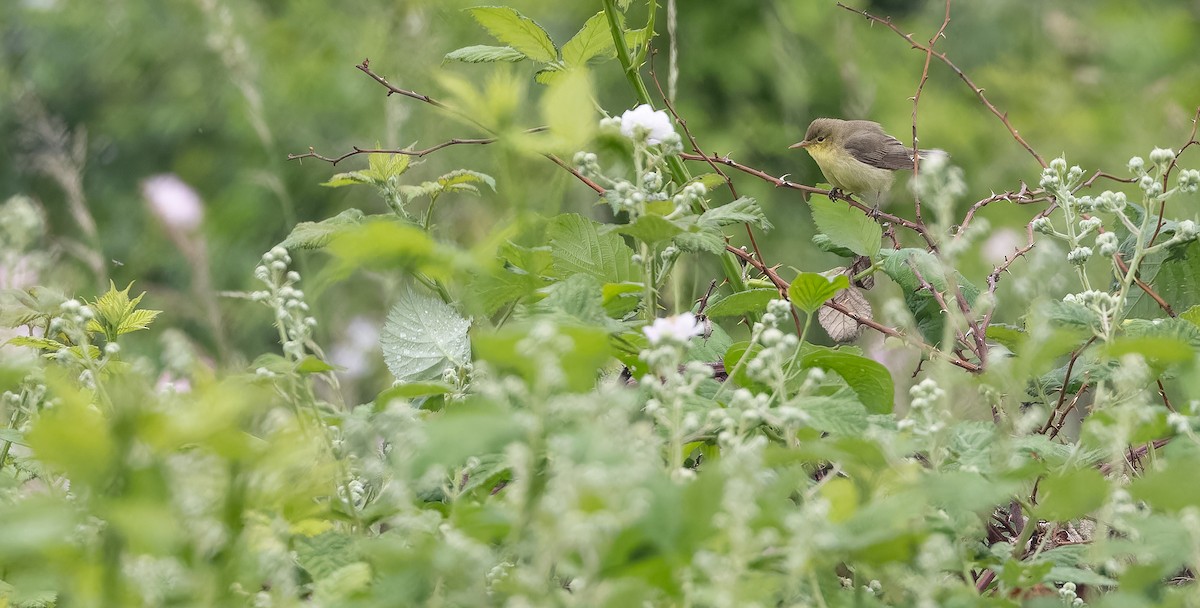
[788, 273, 849, 315]
[381, 288, 471, 384]
[879, 248, 979, 342]
[562, 11, 616, 66]
[706, 288, 779, 318]
[1181, 304, 1200, 328]
[321, 172, 376, 188]
[466, 7, 558, 64]
[540, 67, 595, 151]
[537, 273, 615, 329]
[671, 228, 725, 254]
[444, 44, 527, 63]
[812, 233, 857, 258]
[548, 213, 636, 284]
[5, 335, 67, 353]
[1036, 467, 1107, 521]
[697, 197, 773, 232]
[437, 169, 496, 193]
[376, 382, 455, 406]
[613, 214, 682, 245]
[797, 395, 869, 436]
[1129, 451, 1200, 512]
[808, 193, 882, 257]
[87, 281, 161, 342]
[985, 323, 1025, 350]
[279, 208, 368, 250]
[799, 346, 894, 414]
[295, 355, 336, 374]
[1128, 239, 1200, 320]
[474, 323, 612, 392]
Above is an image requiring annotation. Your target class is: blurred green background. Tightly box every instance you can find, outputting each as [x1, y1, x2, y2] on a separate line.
[4, 0, 1198, 394]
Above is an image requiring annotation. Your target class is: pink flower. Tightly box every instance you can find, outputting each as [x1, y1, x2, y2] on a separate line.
[142, 174, 203, 232]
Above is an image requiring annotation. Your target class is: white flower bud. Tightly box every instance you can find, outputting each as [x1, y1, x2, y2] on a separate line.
[1149, 147, 1175, 165]
[1127, 156, 1145, 173]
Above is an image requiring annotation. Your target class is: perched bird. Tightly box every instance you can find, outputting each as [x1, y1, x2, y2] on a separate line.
[790, 118, 934, 206]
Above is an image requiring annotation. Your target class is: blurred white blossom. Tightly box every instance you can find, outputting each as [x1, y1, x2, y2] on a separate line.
[619, 104, 675, 145]
[643, 313, 703, 345]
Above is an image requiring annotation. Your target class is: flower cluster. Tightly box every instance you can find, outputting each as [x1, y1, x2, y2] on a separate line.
[251, 247, 317, 363]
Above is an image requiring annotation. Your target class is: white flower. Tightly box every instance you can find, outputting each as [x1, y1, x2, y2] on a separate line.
[618, 104, 675, 145]
[643, 313, 703, 345]
[142, 174, 204, 232]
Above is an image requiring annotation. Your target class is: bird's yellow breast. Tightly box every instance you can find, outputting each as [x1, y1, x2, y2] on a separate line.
[805, 144, 895, 204]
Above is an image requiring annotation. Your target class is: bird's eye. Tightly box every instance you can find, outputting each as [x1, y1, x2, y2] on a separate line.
[817, 136, 825, 142]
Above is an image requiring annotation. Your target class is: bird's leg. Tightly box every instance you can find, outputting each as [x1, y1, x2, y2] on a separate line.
[828, 187, 846, 200]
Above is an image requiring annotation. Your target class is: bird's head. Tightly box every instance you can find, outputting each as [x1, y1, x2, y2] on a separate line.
[789, 118, 845, 156]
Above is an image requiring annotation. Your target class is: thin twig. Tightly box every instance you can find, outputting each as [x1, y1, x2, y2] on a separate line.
[647, 48, 771, 297]
[908, 0, 953, 224]
[837, 2, 1046, 168]
[679, 152, 942, 250]
[1150, 105, 1200, 246]
[725, 245, 982, 373]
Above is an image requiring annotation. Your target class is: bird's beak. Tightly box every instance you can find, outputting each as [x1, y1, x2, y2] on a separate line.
[789, 141, 810, 149]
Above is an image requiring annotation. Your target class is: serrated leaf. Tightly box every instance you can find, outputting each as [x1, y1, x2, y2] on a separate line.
[548, 213, 636, 284]
[466, 7, 558, 63]
[697, 197, 773, 232]
[706, 289, 779, 318]
[279, 209, 368, 250]
[808, 193, 882, 257]
[313, 563, 372, 603]
[985, 323, 1025, 350]
[444, 44, 527, 63]
[788, 272, 849, 314]
[613, 214, 682, 245]
[381, 288, 471, 383]
[294, 531, 359, 582]
[798, 395, 869, 436]
[800, 346, 894, 414]
[438, 169, 496, 192]
[5, 335, 67, 352]
[812, 233, 858, 258]
[672, 228, 725, 254]
[321, 172, 376, 188]
[562, 11, 616, 66]
[88, 281, 161, 342]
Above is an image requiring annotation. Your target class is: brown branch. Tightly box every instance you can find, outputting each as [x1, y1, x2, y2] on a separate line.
[288, 139, 497, 165]
[679, 152, 941, 250]
[837, 2, 1046, 168]
[908, 0, 953, 224]
[647, 48, 770, 278]
[291, 59, 605, 195]
[1150, 105, 1200, 246]
[725, 244, 982, 373]
[1040, 337, 1095, 434]
[956, 182, 1046, 239]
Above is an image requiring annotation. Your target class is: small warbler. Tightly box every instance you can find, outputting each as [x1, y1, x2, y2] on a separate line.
[790, 118, 935, 206]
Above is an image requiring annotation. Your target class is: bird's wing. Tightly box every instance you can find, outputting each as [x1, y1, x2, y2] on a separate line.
[843, 129, 915, 171]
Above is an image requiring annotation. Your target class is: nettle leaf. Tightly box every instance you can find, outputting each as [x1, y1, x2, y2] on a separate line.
[279, 208, 368, 250]
[87, 281, 162, 342]
[321, 172, 376, 188]
[548, 213, 636, 284]
[706, 288, 779, 318]
[561, 11, 616, 66]
[697, 197, 773, 232]
[808, 193, 882, 258]
[444, 44, 528, 63]
[800, 346, 894, 414]
[1128, 237, 1200, 320]
[381, 288, 471, 384]
[368, 151, 411, 182]
[5, 335, 67, 353]
[796, 395, 869, 436]
[788, 272, 848, 315]
[466, 7, 558, 64]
